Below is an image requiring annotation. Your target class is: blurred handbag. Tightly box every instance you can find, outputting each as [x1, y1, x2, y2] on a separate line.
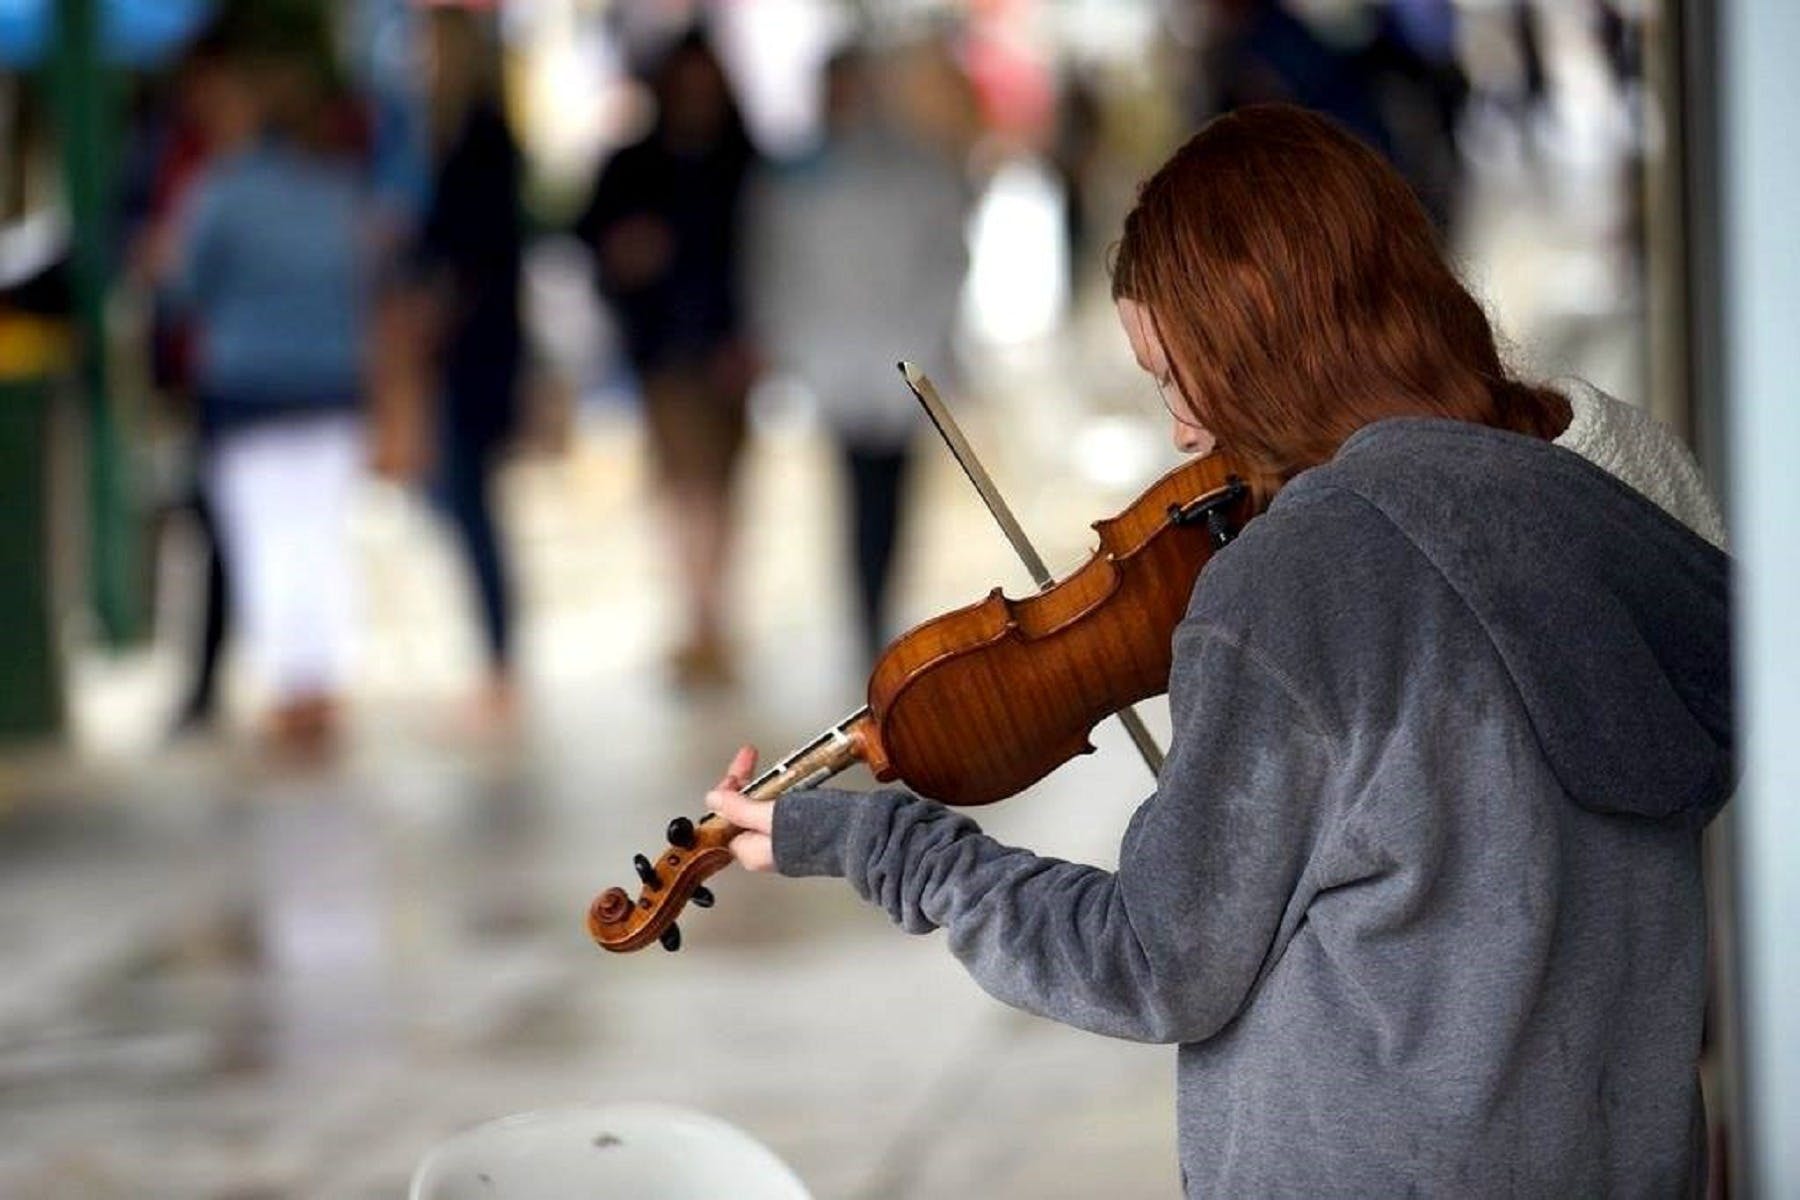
[509, 360, 575, 460]
[369, 288, 436, 483]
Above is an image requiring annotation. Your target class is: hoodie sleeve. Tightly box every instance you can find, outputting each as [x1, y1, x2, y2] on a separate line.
[772, 623, 1341, 1044]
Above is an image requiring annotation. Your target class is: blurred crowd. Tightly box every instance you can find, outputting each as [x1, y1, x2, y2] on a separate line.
[121, 4, 527, 754]
[71, 0, 1654, 755]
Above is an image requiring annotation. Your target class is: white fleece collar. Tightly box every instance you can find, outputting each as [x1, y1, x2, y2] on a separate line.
[1552, 380, 1728, 550]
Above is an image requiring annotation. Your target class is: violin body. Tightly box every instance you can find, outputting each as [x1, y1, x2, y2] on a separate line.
[588, 449, 1253, 953]
[864, 450, 1248, 804]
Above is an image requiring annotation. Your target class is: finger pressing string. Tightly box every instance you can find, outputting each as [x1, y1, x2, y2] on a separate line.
[705, 787, 773, 834]
[718, 744, 758, 790]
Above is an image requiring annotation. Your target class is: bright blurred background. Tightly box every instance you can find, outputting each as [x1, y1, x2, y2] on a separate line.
[0, 1, 1792, 1197]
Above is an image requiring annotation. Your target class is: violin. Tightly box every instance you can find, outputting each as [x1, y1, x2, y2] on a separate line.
[587, 445, 1254, 953]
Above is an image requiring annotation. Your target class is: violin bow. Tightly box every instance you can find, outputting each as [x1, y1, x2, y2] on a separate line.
[897, 361, 1167, 779]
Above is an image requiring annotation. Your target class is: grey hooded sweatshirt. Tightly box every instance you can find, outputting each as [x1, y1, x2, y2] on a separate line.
[773, 417, 1733, 1197]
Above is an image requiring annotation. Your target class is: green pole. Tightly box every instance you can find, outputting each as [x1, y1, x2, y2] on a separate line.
[0, 375, 62, 739]
[50, 0, 139, 646]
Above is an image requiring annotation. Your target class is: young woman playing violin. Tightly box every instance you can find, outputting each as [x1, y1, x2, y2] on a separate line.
[705, 105, 1731, 1196]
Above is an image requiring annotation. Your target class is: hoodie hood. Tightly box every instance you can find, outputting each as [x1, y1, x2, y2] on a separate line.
[1554, 380, 1728, 550]
[1304, 418, 1734, 825]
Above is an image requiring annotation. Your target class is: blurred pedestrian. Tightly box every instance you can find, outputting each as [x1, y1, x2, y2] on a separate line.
[1198, 0, 1392, 154]
[575, 29, 761, 691]
[1364, 0, 1470, 233]
[416, 7, 525, 730]
[1050, 67, 1105, 288]
[128, 30, 261, 735]
[748, 46, 971, 664]
[1196, 0, 1468, 233]
[174, 50, 373, 754]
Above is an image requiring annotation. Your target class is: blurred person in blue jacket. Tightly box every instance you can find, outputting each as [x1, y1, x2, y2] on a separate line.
[747, 46, 971, 665]
[175, 47, 374, 753]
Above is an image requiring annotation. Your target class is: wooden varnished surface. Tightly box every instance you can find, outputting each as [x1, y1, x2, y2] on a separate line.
[869, 454, 1248, 804]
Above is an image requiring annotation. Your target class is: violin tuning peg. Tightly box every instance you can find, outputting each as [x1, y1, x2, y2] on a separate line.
[666, 816, 697, 849]
[633, 853, 661, 888]
[659, 923, 682, 952]
[690, 886, 715, 909]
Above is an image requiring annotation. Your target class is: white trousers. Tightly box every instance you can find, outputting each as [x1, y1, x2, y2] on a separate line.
[208, 415, 361, 702]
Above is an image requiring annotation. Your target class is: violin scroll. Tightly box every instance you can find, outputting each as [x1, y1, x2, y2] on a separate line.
[587, 813, 740, 953]
[587, 715, 873, 953]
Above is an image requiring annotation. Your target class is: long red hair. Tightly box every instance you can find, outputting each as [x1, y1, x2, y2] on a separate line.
[1112, 104, 1567, 501]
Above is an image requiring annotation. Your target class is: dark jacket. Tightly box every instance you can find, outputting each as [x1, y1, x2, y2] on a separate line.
[420, 99, 523, 443]
[575, 130, 756, 374]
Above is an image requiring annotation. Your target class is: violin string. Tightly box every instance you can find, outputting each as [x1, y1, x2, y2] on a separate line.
[743, 706, 871, 795]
